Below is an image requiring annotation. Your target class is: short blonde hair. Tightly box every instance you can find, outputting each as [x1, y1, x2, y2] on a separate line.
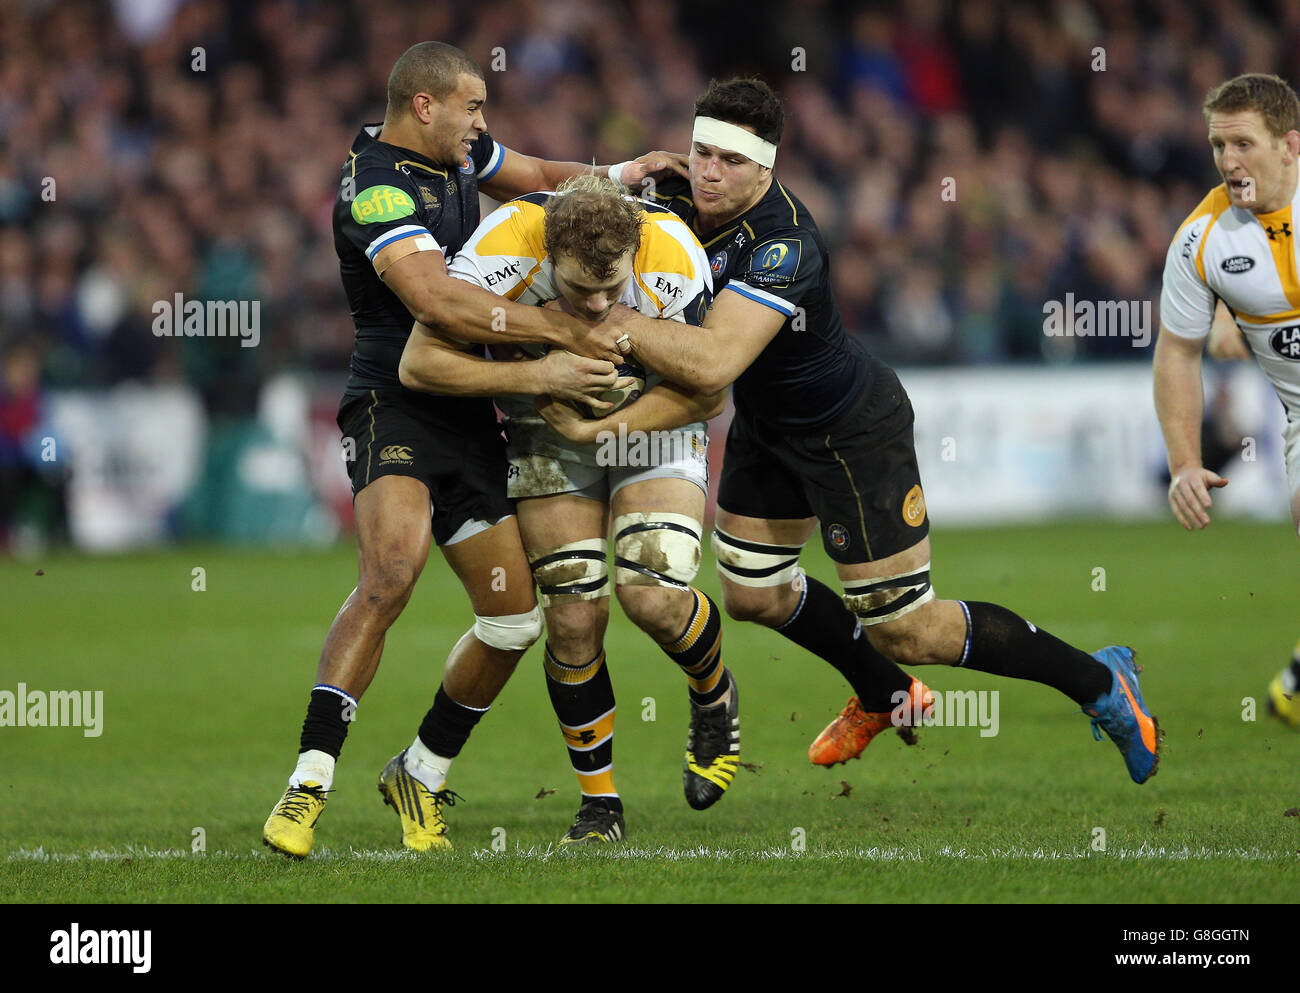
[543, 175, 643, 281]
[1203, 74, 1300, 138]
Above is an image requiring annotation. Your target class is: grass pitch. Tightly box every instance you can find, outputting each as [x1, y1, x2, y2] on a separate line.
[2, 519, 1297, 903]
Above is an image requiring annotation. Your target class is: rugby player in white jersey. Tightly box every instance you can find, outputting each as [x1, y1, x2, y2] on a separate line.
[398, 176, 736, 844]
[1156, 72, 1300, 728]
[261, 40, 692, 858]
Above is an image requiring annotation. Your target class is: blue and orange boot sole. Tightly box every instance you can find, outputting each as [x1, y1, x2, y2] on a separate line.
[1083, 646, 1161, 784]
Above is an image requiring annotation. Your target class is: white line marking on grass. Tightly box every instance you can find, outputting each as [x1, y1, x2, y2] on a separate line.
[8, 844, 1295, 863]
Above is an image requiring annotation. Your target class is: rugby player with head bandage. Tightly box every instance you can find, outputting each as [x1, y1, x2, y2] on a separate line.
[399, 175, 737, 844]
[1155, 72, 1300, 730]
[579, 77, 1161, 785]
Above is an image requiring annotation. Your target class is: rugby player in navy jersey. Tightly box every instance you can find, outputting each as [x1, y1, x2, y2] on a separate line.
[262, 41, 687, 857]
[545, 78, 1161, 784]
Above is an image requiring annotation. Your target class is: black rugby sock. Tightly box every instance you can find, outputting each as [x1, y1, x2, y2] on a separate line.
[959, 601, 1113, 705]
[417, 685, 487, 759]
[775, 576, 913, 711]
[298, 685, 356, 759]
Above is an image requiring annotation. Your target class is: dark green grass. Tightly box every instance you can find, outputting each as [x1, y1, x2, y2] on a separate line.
[1, 519, 1297, 903]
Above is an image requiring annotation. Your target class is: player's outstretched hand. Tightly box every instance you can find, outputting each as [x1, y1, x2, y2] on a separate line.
[621, 151, 690, 188]
[536, 349, 617, 407]
[535, 395, 599, 444]
[1168, 466, 1228, 530]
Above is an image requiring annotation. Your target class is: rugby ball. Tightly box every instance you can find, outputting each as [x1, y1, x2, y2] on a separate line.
[571, 359, 646, 420]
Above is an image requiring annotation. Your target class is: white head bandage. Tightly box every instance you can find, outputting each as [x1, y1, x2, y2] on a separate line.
[692, 117, 777, 169]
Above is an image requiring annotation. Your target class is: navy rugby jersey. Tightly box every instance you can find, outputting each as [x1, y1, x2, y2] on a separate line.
[333, 124, 505, 404]
[649, 175, 871, 432]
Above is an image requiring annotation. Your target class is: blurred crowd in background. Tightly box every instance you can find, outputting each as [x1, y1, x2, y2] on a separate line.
[1, 0, 1294, 546]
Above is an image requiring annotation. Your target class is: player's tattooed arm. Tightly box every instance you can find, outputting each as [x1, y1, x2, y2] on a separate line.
[536, 380, 726, 446]
[1154, 323, 1226, 529]
[382, 249, 621, 362]
[603, 289, 786, 394]
[399, 323, 619, 407]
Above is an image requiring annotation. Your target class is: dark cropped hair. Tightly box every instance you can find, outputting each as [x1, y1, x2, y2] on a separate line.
[387, 42, 483, 118]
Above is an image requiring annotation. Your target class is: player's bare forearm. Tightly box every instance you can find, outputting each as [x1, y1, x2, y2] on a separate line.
[399, 325, 540, 397]
[543, 159, 608, 187]
[427, 280, 620, 362]
[401, 330, 619, 402]
[607, 291, 785, 394]
[1153, 326, 1207, 474]
[1154, 325, 1229, 530]
[593, 382, 724, 436]
[608, 310, 711, 388]
[479, 149, 689, 201]
[537, 382, 725, 446]
[381, 249, 571, 350]
[421, 277, 572, 348]
[1207, 301, 1251, 360]
[479, 149, 605, 200]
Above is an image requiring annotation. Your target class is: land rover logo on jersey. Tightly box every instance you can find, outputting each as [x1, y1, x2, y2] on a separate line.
[1221, 255, 1255, 273]
[710, 250, 728, 275]
[379, 445, 414, 464]
[351, 186, 416, 224]
[902, 484, 926, 527]
[1270, 325, 1300, 359]
[827, 523, 850, 550]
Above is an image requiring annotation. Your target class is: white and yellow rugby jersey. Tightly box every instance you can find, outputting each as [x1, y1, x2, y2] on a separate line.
[1161, 183, 1300, 419]
[447, 190, 713, 460]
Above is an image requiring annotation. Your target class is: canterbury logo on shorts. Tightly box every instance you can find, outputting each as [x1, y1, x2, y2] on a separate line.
[378, 445, 414, 464]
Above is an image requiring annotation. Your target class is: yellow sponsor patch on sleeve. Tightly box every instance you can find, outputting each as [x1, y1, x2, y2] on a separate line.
[351, 184, 417, 224]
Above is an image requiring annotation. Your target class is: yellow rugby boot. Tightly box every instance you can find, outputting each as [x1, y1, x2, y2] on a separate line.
[262, 781, 330, 859]
[1267, 673, 1299, 729]
[377, 750, 460, 851]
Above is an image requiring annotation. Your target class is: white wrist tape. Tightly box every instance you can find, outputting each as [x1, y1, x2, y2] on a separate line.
[607, 161, 634, 187]
[692, 117, 777, 168]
